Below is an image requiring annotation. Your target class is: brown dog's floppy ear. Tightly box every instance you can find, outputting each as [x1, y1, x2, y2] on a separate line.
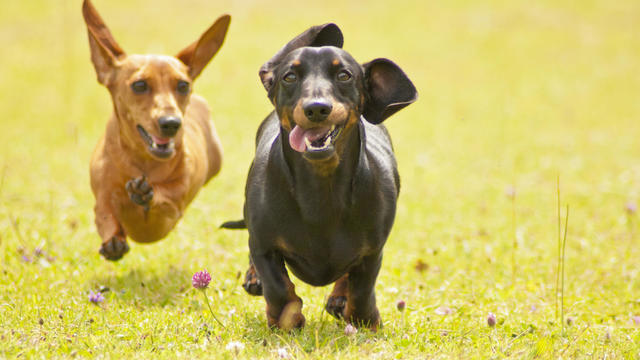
[362, 58, 417, 124]
[176, 14, 231, 80]
[259, 23, 343, 95]
[82, 0, 125, 86]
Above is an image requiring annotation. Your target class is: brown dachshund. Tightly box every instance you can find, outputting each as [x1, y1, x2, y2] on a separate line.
[83, 0, 230, 260]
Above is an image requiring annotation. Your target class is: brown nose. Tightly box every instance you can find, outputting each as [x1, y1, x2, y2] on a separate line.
[158, 116, 181, 137]
[303, 100, 332, 122]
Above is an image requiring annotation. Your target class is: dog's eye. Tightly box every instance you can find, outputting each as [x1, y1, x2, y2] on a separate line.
[283, 72, 297, 83]
[177, 80, 190, 95]
[337, 70, 352, 82]
[131, 80, 149, 94]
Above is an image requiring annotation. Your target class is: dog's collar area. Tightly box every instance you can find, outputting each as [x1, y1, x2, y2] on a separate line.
[136, 124, 175, 159]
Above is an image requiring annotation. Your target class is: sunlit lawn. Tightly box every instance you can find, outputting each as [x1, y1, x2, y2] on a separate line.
[1, 0, 639, 358]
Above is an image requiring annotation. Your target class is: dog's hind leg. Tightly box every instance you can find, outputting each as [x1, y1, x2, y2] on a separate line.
[343, 253, 383, 331]
[325, 274, 348, 319]
[242, 257, 263, 296]
[252, 251, 305, 330]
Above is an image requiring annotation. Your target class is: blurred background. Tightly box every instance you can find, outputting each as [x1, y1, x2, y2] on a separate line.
[0, 0, 639, 355]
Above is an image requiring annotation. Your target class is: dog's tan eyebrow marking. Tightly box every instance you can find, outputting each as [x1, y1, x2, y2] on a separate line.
[167, 58, 186, 74]
[292, 59, 301, 66]
[132, 61, 152, 79]
[332, 58, 340, 66]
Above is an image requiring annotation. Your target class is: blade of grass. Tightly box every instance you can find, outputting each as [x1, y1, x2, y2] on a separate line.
[8, 213, 28, 248]
[511, 187, 517, 285]
[0, 164, 6, 199]
[561, 204, 569, 336]
[555, 175, 561, 321]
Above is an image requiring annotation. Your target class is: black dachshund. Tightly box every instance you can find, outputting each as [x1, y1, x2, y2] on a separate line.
[222, 23, 417, 330]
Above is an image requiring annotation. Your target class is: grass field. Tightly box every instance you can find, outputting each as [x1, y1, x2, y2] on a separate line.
[1, 0, 640, 358]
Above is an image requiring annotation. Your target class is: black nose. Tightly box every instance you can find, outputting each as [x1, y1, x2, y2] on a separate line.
[303, 100, 332, 122]
[158, 116, 181, 137]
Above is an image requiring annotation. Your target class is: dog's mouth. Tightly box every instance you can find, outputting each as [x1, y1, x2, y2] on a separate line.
[288, 124, 343, 158]
[137, 125, 175, 159]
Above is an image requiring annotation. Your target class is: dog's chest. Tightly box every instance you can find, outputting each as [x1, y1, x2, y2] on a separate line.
[276, 227, 372, 285]
[274, 219, 376, 276]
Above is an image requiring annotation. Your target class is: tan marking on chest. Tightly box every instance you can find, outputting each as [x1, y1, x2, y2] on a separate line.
[275, 236, 293, 252]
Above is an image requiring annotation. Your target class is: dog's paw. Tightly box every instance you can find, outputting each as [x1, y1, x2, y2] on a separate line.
[278, 301, 306, 331]
[267, 301, 305, 331]
[99, 236, 130, 261]
[242, 265, 263, 296]
[325, 295, 347, 319]
[126, 176, 153, 210]
[345, 308, 381, 332]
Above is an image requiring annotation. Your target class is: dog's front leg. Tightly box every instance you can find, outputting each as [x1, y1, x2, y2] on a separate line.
[95, 197, 129, 260]
[122, 177, 184, 242]
[343, 252, 383, 331]
[126, 175, 153, 212]
[251, 251, 305, 330]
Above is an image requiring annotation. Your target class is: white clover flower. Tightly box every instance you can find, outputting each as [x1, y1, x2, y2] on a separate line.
[225, 341, 245, 353]
[435, 306, 453, 315]
[276, 347, 290, 359]
[344, 324, 358, 336]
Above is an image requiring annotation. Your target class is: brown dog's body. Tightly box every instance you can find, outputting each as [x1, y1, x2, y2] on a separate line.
[90, 93, 220, 243]
[83, 0, 230, 260]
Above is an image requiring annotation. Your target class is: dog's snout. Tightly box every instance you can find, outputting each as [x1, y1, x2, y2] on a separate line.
[158, 116, 182, 137]
[303, 100, 332, 122]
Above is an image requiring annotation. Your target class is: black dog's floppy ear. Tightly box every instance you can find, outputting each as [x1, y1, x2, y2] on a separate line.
[259, 23, 343, 95]
[362, 58, 417, 124]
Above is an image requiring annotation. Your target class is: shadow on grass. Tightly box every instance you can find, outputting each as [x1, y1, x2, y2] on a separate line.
[88, 265, 191, 308]
[240, 315, 383, 351]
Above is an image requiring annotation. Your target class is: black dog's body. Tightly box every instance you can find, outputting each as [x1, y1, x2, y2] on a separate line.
[247, 112, 398, 286]
[230, 24, 416, 330]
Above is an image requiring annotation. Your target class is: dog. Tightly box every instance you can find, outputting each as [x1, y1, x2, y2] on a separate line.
[222, 23, 417, 330]
[82, 0, 230, 260]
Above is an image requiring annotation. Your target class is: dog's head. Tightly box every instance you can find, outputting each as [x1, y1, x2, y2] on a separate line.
[259, 24, 417, 162]
[82, 0, 230, 160]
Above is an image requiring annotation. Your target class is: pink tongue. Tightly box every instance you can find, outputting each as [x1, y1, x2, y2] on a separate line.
[288, 126, 329, 153]
[152, 135, 171, 145]
[288, 126, 307, 152]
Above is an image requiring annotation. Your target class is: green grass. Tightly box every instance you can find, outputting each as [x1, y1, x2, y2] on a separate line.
[1, 0, 640, 358]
